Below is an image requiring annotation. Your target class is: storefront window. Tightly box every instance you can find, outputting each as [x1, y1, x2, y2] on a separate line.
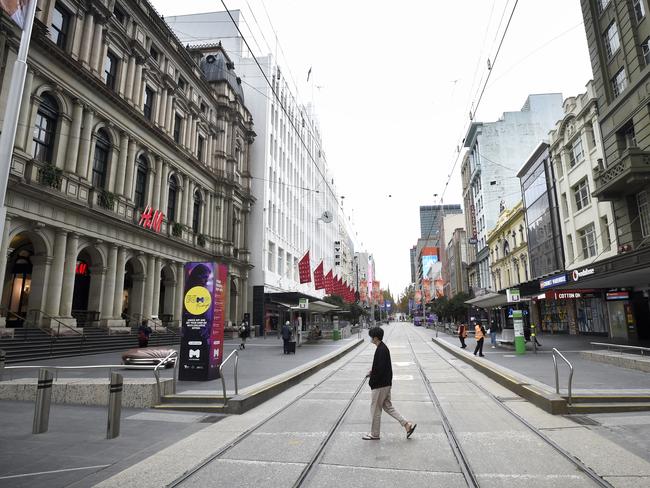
[576, 297, 608, 334]
[540, 299, 570, 333]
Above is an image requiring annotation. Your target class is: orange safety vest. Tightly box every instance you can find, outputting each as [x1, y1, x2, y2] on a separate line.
[475, 324, 484, 340]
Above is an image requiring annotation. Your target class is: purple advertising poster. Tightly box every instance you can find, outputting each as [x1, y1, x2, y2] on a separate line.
[178, 262, 227, 381]
[209, 263, 227, 371]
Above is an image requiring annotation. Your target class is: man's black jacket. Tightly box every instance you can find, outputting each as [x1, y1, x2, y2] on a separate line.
[369, 341, 392, 389]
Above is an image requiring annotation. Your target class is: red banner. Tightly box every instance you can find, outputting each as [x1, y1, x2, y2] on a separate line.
[314, 261, 325, 290]
[298, 251, 311, 284]
[373, 281, 381, 303]
[325, 270, 334, 294]
[360, 279, 368, 302]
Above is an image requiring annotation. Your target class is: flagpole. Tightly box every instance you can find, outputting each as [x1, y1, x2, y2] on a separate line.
[0, 0, 38, 234]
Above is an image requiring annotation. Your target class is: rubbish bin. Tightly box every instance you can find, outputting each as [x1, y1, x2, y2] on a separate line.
[332, 329, 341, 341]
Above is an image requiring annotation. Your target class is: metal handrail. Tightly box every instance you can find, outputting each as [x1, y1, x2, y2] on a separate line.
[590, 342, 649, 356]
[29, 309, 84, 338]
[153, 350, 179, 401]
[219, 349, 239, 405]
[552, 348, 574, 405]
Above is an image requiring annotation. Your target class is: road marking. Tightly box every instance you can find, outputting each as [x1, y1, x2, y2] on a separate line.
[0, 465, 111, 480]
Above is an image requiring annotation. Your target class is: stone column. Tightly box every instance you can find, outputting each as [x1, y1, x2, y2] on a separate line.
[186, 180, 195, 228]
[152, 258, 161, 317]
[89, 20, 104, 74]
[159, 162, 169, 212]
[46, 230, 67, 317]
[180, 176, 189, 226]
[205, 193, 212, 239]
[76, 107, 94, 179]
[27, 255, 52, 323]
[173, 262, 184, 325]
[152, 157, 163, 211]
[166, 94, 174, 130]
[207, 135, 214, 169]
[59, 233, 79, 317]
[145, 166, 154, 208]
[15, 69, 33, 151]
[142, 254, 155, 319]
[158, 88, 167, 130]
[54, 114, 71, 170]
[112, 247, 126, 318]
[125, 56, 135, 102]
[115, 132, 128, 196]
[65, 100, 83, 173]
[71, 13, 84, 60]
[123, 139, 136, 200]
[133, 63, 143, 107]
[184, 115, 192, 147]
[79, 12, 94, 68]
[101, 244, 118, 320]
[199, 197, 206, 235]
[106, 141, 119, 193]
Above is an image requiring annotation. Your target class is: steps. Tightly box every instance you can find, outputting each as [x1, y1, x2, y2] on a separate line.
[0, 326, 180, 363]
[153, 393, 229, 413]
[566, 394, 650, 414]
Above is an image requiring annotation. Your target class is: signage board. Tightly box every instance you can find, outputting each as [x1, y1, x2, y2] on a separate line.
[513, 310, 525, 355]
[539, 273, 567, 290]
[506, 288, 520, 303]
[138, 206, 164, 233]
[571, 268, 595, 282]
[606, 290, 630, 301]
[179, 262, 227, 381]
[298, 298, 309, 309]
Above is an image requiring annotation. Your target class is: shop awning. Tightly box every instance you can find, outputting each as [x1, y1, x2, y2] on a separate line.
[291, 300, 340, 313]
[465, 292, 507, 308]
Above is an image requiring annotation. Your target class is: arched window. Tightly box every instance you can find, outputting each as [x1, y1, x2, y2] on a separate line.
[167, 175, 179, 222]
[134, 155, 148, 209]
[33, 94, 59, 163]
[192, 190, 202, 233]
[503, 239, 510, 257]
[92, 129, 110, 189]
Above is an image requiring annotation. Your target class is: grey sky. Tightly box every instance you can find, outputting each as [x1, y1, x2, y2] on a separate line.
[151, 0, 593, 296]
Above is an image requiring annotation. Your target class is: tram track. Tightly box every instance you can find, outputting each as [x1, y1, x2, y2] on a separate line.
[165, 327, 393, 488]
[409, 325, 615, 488]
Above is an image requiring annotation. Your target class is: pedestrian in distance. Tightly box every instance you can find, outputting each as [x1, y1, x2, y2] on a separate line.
[489, 322, 498, 349]
[239, 320, 250, 350]
[137, 320, 152, 348]
[363, 326, 417, 441]
[458, 322, 468, 349]
[474, 321, 485, 357]
[281, 320, 292, 354]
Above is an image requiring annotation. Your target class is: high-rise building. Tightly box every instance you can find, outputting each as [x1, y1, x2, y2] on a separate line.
[419, 205, 462, 240]
[409, 246, 417, 284]
[461, 93, 564, 294]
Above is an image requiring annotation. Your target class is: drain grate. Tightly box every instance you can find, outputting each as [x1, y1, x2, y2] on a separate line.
[566, 415, 601, 426]
[200, 415, 226, 423]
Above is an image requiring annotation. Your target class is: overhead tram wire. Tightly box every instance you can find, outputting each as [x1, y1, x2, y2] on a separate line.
[438, 0, 520, 204]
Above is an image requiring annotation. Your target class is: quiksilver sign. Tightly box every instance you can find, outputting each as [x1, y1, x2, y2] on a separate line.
[572, 268, 595, 281]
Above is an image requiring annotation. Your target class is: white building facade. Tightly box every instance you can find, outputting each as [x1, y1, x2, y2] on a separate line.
[548, 83, 617, 271]
[461, 94, 564, 293]
[167, 11, 349, 331]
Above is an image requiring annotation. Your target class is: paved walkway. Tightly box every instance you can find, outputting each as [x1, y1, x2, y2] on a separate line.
[2, 334, 362, 393]
[431, 328, 650, 392]
[3, 323, 650, 488]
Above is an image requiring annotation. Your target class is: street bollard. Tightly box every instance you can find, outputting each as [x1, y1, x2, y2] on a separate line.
[0, 349, 5, 376]
[32, 368, 53, 434]
[107, 372, 123, 439]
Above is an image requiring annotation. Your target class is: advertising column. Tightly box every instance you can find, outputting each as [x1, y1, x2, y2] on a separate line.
[179, 262, 228, 381]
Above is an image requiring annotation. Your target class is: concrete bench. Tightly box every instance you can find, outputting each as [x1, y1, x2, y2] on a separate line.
[497, 329, 515, 344]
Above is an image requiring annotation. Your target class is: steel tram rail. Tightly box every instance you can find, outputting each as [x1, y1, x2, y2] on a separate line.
[403, 332, 480, 488]
[409, 325, 615, 488]
[166, 327, 394, 488]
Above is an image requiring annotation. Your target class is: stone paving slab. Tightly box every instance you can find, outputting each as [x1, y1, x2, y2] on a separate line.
[220, 432, 327, 464]
[177, 459, 306, 487]
[306, 464, 467, 488]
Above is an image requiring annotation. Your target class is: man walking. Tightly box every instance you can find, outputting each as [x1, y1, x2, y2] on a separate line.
[363, 327, 416, 440]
